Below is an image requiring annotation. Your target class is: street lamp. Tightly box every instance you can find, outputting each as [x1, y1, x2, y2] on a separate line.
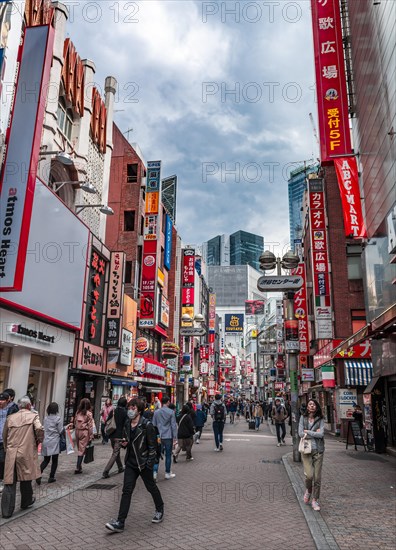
[75, 204, 114, 215]
[259, 250, 301, 462]
[52, 181, 97, 194]
[39, 150, 74, 166]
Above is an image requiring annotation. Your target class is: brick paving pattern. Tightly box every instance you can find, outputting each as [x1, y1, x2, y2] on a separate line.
[1, 419, 395, 550]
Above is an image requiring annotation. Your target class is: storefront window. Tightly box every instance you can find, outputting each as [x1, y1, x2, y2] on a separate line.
[0, 346, 11, 393]
[29, 354, 55, 419]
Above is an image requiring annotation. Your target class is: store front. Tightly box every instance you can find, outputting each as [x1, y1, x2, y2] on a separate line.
[0, 308, 75, 420]
[133, 357, 166, 404]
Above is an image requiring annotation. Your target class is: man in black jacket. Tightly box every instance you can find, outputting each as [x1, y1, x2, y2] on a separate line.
[105, 398, 164, 533]
[102, 397, 127, 479]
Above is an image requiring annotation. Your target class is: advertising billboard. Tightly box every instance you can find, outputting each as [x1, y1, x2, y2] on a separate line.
[164, 214, 172, 270]
[245, 300, 265, 315]
[0, 24, 55, 291]
[334, 157, 366, 238]
[224, 314, 244, 332]
[310, 0, 352, 163]
[105, 252, 125, 348]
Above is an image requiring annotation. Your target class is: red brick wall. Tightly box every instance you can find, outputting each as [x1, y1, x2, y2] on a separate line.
[105, 124, 146, 298]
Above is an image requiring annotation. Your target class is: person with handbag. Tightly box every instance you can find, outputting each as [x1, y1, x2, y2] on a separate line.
[102, 397, 128, 479]
[39, 402, 64, 484]
[173, 405, 195, 462]
[298, 399, 325, 512]
[100, 398, 113, 445]
[71, 398, 94, 474]
[105, 398, 164, 533]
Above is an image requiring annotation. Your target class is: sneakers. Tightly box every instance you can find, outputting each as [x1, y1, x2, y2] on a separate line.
[153, 471, 158, 481]
[21, 497, 36, 510]
[165, 472, 175, 479]
[219, 444, 223, 451]
[277, 443, 281, 447]
[282, 439, 286, 445]
[214, 448, 220, 452]
[48, 477, 56, 484]
[102, 472, 110, 479]
[172, 454, 178, 464]
[195, 440, 200, 444]
[311, 499, 321, 511]
[105, 519, 125, 532]
[152, 510, 164, 523]
[303, 490, 311, 504]
[186, 457, 194, 461]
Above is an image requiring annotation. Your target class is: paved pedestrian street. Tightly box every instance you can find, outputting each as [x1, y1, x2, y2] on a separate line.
[1, 420, 395, 550]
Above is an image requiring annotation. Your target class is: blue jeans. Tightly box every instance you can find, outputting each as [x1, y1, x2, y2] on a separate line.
[212, 421, 224, 448]
[255, 417, 261, 429]
[153, 438, 173, 474]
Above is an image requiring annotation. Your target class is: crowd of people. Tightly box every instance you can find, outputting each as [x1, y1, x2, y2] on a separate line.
[0, 389, 326, 525]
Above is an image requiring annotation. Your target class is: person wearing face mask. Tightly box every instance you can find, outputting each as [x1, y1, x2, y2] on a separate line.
[105, 398, 164, 533]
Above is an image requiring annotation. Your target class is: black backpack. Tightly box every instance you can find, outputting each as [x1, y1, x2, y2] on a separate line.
[214, 403, 225, 422]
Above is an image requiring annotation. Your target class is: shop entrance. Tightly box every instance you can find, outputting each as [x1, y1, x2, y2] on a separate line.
[28, 354, 55, 419]
[0, 346, 12, 393]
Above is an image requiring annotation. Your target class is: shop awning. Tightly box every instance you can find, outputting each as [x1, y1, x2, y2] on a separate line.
[111, 378, 137, 387]
[331, 324, 372, 357]
[364, 375, 380, 394]
[141, 386, 167, 393]
[344, 360, 373, 386]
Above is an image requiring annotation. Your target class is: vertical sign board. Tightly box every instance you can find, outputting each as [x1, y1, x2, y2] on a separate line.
[164, 214, 172, 271]
[181, 248, 195, 325]
[139, 161, 161, 328]
[0, 24, 55, 291]
[334, 157, 367, 238]
[84, 249, 107, 346]
[310, 0, 352, 163]
[292, 262, 309, 368]
[105, 252, 125, 348]
[308, 179, 333, 340]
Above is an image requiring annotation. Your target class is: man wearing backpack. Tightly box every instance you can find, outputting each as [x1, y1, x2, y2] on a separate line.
[271, 398, 289, 447]
[210, 394, 227, 451]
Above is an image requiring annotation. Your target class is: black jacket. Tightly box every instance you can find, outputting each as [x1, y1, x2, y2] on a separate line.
[176, 412, 195, 439]
[107, 406, 127, 439]
[122, 416, 157, 471]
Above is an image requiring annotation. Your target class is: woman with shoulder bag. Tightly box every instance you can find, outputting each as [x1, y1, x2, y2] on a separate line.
[173, 405, 195, 462]
[298, 399, 325, 511]
[71, 398, 94, 474]
[39, 402, 64, 483]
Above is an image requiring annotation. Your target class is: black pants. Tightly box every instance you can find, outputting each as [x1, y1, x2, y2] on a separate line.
[118, 464, 164, 523]
[0, 442, 4, 480]
[275, 422, 286, 442]
[1, 468, 33, 518]
[195, 426, 203, 439]
[40, 454, 59, 478]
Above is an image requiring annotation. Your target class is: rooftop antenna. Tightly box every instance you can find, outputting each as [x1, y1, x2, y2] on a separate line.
[123, 128, 134, 141]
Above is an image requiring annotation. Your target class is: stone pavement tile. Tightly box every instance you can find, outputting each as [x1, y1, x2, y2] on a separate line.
[285, 436, 396, 550]
[1, 421, 316, 549]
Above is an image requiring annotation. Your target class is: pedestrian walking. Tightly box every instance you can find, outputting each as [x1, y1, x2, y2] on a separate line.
[298, 399, 325, 512]
[105, 398, 164, 532]
[210, 394, 227, 451]
[272, 398, 288, 446]
[39, 402, 63, 483]
[4, 389, 19, 416]
[173, 405, 195, 462]
[154, 396, 161, 410]
[72, 398, 94, 474]
[1, 396, 44, 518]
[152, 396, 178, 480]
[253, 401, 263, 430]
[229, 400, 237, 424]
[0, 392, 9, 494]
[100, 398, 113, 445]
[193, 404, 207, 443]
[102, 396, 128, 479]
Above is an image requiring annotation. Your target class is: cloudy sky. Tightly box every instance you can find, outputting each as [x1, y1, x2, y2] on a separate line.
[69, 0, 319, 255]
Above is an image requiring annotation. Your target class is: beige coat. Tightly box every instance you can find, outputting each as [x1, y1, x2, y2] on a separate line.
[3, 409, 44, 484]
[74, 411, 94, 456]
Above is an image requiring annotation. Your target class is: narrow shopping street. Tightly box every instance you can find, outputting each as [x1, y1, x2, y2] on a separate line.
[1, 419, 395, 550]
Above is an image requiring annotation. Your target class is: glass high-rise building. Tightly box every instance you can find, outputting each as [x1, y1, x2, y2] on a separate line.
[204, 230, 263, 270]
[229, 231, 263, 271]
[288, 164, 318, 248]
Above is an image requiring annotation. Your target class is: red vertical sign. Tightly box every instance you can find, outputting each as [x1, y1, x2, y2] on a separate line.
[334, 157, 366, 238]
[311, 0, 352, 163]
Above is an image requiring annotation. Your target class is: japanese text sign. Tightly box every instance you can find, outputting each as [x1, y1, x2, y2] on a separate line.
[84, 249, 107, 346]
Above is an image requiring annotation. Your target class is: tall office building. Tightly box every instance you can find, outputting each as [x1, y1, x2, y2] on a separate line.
[288, 164, 318, 248]
[204, 230, 263, 270]
[229, 230, 263, 271]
